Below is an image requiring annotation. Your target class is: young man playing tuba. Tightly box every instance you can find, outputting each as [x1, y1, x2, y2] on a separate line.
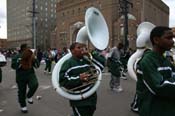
[136, 26, 175, 116]
[59, 42, 105, 116]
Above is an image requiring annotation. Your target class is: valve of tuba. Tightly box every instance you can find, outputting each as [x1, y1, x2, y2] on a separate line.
[86, 65, 100, 80]
[65, 65, 100, 92]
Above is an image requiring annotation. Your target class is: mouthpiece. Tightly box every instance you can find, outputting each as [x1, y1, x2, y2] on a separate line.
[94, 11, 99, 16]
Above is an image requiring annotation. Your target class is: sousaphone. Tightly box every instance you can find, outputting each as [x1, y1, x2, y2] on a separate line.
[127, 22, 155, 81]
[0, 53, 6, 67]
[52, 7, 109, 100]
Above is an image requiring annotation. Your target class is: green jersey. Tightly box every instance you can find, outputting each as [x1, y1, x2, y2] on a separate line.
[59, 52, 105, 107]
[11, 53, 39, 79]
[136, 50, 175, 116]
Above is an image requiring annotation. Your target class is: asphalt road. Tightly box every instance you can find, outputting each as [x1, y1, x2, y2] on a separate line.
[0, 60, 138, 116]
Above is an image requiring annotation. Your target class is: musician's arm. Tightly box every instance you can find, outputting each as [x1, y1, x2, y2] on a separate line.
[140, 58, 175, 98]
[59, 60, 83, 89]
[11, 54, 21, 70]
[33, 58, 40, 68]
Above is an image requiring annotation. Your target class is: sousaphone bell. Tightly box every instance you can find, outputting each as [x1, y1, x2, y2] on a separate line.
[0, 53, 6, 67]
[127, 22, 155, 81]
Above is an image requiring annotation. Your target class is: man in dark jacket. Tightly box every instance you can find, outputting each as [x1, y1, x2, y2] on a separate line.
[59, 42, 105, 116]
[136, 26, 175, 116]
[108, 43, 124, 92]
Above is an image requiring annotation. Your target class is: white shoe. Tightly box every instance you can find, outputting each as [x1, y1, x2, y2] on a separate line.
[27, 97, 33, 104]
[131, 107, 139, 113]
[120, 76, 127, 80]
[21, 107, 28, 113]
[112, 86, 123, 92]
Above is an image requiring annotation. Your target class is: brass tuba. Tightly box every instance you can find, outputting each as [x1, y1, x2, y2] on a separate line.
[52, 7, 109, 100]
[127, 22, 155, 81]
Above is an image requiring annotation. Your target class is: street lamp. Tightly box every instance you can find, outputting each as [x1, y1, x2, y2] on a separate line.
[120, 13, 136, 49]
[119, 0, 133, 51]
[120, 13, 136, 21]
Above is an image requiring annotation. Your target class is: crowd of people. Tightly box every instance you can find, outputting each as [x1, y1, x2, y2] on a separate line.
[0, 41, 134, 115]
[0, 25, 175, 116]
[0, 41, 137, 114]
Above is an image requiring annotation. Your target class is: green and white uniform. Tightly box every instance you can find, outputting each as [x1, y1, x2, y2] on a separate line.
[44, 51, 53, 73]
[59, 52, 105, 116]
[11, 53, 39, 107]
[108, 47, 122, 89]
[136, 50, 175, 116]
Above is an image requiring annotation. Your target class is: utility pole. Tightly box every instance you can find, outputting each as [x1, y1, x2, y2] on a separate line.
[28, 0, 38, 49]
[119, 0, 133, 52]
[32, 0, 36, 49]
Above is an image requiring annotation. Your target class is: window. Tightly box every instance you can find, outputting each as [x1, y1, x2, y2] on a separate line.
[72, 9, 74, 14]
[40, 6, 43, 10]
[78, 8, 81, 13]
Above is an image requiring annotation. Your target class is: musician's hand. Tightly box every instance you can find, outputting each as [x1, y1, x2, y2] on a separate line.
[32, 54, 36, 59]
[79, 72, 91, 82]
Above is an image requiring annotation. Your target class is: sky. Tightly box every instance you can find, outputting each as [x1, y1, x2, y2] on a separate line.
[0, 0, 7, 39]
[0, 0, 175, 39]
[162, 0, 175, 27]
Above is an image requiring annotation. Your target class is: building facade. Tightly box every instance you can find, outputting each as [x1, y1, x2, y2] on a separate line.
[52, 0, 169, 50]
[172, 27, 175, 34]
[0, 39, 7, 49]
[7, 0, 58, 50]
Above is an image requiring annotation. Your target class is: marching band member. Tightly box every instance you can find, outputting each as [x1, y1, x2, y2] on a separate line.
[0, 51, 6, 83]
[11, 44, 39, 113]
[107, 43, 124, 92]
[59, 42, 105, 116]
[136, 26, 175, 116]
[44, 48, 53, 74]
[0, 67, 2, 83]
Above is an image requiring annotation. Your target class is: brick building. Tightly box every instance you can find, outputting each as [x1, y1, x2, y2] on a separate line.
[172, 27, 175, 34]
[0, 39, 7, 49]
[52, 0, 169, 50]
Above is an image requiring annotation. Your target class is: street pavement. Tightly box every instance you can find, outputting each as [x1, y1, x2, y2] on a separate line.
[0, 59, 138, 116]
